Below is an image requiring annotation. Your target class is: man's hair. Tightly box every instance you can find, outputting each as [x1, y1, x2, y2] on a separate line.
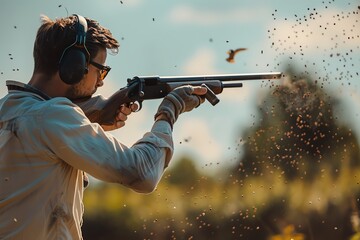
[33, 15, 119, 76]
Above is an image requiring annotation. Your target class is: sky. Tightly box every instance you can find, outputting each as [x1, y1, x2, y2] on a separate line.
[0, 0, 359, 175]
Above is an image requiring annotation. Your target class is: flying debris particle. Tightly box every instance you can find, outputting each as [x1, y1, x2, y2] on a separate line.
[152, 18, 155, 21]
[58, 4, 62, 7]
[226, 48, 247, 63]
[120, 1, 123, 4]
[179, 137, 192, 144]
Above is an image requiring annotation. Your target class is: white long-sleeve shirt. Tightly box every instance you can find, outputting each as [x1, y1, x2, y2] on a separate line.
[0, 81, 174, 239]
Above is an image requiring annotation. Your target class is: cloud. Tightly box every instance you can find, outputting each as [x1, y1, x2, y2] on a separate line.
[110, 106, 154, 146]
[267, 8, 360, 53]
[350, 92, 360, 106]
[182, 47, 252, 102]
[169, 5, 267, 26]
[0, 86, 6, 98]
[174, 118, 223, 169]
[182, 47, 219, 75]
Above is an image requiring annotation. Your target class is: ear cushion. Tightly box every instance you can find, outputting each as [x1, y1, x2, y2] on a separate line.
[59, 48, 88, 85]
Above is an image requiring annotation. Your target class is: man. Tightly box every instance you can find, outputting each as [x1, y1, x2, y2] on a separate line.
[0, 14, 206, 239]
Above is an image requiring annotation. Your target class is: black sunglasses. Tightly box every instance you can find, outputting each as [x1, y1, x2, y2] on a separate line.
[89, 60, 111, 80]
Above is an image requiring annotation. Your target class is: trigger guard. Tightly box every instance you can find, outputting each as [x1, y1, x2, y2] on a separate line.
[133, 101, 142, 112]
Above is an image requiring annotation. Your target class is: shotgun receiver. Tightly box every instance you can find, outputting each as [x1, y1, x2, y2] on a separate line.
[75, 72, 282, 125]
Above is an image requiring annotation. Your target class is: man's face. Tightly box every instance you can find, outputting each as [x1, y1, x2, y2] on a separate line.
[67, 48, 107, 100]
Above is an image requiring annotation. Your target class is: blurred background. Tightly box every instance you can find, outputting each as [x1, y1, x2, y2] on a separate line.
[1, 0, 359, 239]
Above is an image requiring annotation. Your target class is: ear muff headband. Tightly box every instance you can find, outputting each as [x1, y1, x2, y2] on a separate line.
[59, 14, 90, 85]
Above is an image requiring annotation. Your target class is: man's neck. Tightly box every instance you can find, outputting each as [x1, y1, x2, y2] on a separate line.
[28, 72, 69, 98]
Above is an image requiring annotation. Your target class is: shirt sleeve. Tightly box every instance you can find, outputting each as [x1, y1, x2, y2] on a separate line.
[39, 98, 174, 193]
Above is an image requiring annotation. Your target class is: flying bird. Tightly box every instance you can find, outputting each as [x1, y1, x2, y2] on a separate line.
[226, 48, 247, 63]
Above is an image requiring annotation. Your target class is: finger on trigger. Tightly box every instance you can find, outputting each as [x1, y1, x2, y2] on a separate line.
[130, 103, 139, 112]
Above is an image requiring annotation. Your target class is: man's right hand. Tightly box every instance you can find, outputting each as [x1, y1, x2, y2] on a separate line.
[154, 85, 207, 128]
[101, 103, 138, 131]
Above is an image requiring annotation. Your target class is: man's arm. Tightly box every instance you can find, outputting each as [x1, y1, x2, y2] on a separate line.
[40, 99, 172, 193]
[39, 86, 206, 193]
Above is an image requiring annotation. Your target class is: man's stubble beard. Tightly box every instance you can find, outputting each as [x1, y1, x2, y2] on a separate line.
[66, 81, 96, 101]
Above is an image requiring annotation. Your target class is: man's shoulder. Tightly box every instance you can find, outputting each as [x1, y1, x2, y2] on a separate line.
[8, 92, 84, 120]
[47, 96, 76, 107]
[44, 97, 85, 118]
